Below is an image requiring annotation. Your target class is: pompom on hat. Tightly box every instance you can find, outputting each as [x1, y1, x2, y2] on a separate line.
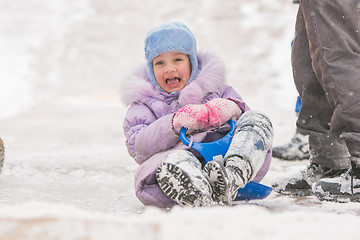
[145, 22, 199, 90]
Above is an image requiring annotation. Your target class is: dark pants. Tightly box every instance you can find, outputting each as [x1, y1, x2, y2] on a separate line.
[292, 0, 360, 169]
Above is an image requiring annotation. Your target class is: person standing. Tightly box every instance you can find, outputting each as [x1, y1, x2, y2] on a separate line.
[273, 0, 360, 201]
[272, 1, 310, 161]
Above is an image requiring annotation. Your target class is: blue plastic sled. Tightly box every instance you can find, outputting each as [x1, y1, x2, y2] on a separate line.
[179, 119, 272, 201]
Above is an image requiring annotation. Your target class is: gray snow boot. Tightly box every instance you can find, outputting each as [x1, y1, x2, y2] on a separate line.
[272, 130, 309, 160]
[272, 163, 347, 196]
[156, 150, 214, 207]
[203, 156, 252, 204]
[272, 133, 350, 196]
[0, 138, 4, 175]
[203, 111, 274, 205]
[312, 161, 360, 202]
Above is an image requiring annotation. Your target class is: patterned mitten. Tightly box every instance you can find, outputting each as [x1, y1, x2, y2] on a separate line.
[173, 104, 210, 133]
[206, 98, 242, 127]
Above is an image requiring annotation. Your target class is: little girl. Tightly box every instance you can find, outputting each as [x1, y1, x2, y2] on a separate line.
[121, 22, 273, 208]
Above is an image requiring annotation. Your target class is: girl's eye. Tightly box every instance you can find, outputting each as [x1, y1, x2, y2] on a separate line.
[175, 58, 183, 62]
[154, 61, 164, 66]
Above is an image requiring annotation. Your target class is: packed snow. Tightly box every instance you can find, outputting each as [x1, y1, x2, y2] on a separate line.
[1, 0, 360, 239]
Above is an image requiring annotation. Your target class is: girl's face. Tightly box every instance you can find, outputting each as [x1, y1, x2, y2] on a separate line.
[152, 52, 191, 93]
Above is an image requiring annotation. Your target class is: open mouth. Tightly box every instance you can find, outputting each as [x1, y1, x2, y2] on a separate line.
[165, 77, 181, 85]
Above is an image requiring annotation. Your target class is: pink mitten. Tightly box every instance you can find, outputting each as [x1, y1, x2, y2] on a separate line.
[205, 98, 242, 127]
[173, 104, 210, 133]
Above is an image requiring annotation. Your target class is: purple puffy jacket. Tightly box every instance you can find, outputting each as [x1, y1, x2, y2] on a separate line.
[121, 52, 272, 208]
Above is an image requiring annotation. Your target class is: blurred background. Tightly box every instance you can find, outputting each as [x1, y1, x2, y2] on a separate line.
[0, 0, 300, 214]
[0, 0, 298, 119]
[2, 1, 360, 239]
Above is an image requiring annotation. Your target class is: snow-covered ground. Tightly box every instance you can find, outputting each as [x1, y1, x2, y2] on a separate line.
[1, 0, 360, 239]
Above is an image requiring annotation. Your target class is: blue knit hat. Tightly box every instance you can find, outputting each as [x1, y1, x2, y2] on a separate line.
[145, 22, 198, 89]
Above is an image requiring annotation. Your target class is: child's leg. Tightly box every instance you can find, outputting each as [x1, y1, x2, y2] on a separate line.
[204, 111, 274, 204]
[156, 150, 214, 207]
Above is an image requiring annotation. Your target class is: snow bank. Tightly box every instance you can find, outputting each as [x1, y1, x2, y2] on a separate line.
[1, 202, 359, 240]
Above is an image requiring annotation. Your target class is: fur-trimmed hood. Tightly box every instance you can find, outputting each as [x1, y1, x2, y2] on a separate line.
[120, 52, 228, 107]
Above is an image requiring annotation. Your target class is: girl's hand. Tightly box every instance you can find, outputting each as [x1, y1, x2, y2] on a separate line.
[206, 98, 242, 127]
[172, 104, 210, 133]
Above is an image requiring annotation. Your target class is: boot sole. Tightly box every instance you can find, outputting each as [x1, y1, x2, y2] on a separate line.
[313, 180, 360, 202]
[203, 161, 232, 203]
[273, 188, 313, 197]
[156, 163, 212, 207]
[272, 178, 314, 196]
[314, 192, 360, 203]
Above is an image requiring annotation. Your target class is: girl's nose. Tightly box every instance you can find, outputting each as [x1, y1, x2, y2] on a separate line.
[165, 64, 176, 73]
